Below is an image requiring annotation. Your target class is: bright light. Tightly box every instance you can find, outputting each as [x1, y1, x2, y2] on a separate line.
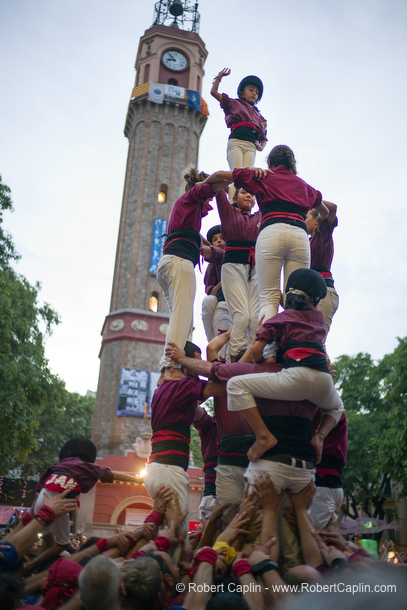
[158, 191, 166, 203]
[149, 295, 158, 312]
[140, 469, 147, 478]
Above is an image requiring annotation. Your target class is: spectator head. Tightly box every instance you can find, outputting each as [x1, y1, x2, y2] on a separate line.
[121, 556, 164, 610]
[79, 555, 123, 610]
[0, 573, 25, 610]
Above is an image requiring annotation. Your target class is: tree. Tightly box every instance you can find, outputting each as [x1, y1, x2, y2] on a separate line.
[334, 340, 407, 526]
[0, 175, 93, 477]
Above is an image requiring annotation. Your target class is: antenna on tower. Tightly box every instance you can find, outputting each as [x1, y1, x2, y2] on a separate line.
[152, 0, 200, 32]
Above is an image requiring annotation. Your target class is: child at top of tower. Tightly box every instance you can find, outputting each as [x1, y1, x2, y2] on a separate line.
[210, 68, 268, 171]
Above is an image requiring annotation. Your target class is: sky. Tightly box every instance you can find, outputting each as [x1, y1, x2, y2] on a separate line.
[1, 0, 406, 394]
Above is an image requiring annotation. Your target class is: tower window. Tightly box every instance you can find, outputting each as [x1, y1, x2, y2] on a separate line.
[158, 184, 167, 203]
[196, 75, 200, 92]
[144, 64, 150, 82]
[149, 291, 159, 313]
[168, 78, 178, 86]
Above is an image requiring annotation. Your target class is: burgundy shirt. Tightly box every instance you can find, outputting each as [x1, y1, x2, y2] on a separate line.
[203, 246, 224, 294]
[37, 457, 113, 494]
[167, 182, 213, 234]
[150, 377, 207, 430]
[256, 308, 326, 348]
[193, 409, 218, 462]
[216, 190, 261, 241]
[310, 217, 338, 270]
[220, 94, 267, 142]
[233, 166, 322, 213]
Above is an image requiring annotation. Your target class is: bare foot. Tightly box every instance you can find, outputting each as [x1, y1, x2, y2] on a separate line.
[310, 433, 324, 464]
[248, 434, 277, 462]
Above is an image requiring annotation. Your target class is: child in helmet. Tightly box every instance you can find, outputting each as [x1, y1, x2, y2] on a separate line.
[34, 437, 142, 562]
[226, 269, 344, 462]
[210, 68, 267, 171]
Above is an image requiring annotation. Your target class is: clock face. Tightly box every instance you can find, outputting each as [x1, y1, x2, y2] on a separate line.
[162, 50, 188, 71]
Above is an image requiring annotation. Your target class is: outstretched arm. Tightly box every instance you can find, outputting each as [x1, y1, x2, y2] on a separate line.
[166, 342, 212, 377]
[210, 67, 230, 102]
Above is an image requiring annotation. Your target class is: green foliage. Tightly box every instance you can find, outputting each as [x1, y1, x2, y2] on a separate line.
[190, 426, 203, 468]
[0, 175, 94, 478]
[334, 340, 407, 519]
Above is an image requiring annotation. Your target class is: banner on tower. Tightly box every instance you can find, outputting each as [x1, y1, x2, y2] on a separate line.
[186, 89, 201, 111]
[165, 84, 185, 100]
[117, 368, 149, 418]
[149, 218, 168, 275]
[148, 82, 165, 104]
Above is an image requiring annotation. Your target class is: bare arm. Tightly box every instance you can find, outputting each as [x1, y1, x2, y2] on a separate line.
[210, 67, 230, 103]
[288, 481, 323, 568]
[206, 328, 231, 362]
[322, 200, 338, 224]
[314, 199, 329, 221]
[111, 471, 143, 484]
[166, 342, 212, 377]
[204, 170, 234, 185]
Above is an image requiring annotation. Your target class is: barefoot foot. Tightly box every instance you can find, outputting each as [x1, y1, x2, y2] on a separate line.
[248, 434, 277, 462]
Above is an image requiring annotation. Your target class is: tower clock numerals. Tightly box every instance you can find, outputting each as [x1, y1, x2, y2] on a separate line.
[162, 50, 187, 71]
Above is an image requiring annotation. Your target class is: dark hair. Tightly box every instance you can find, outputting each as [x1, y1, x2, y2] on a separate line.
[285, 292, 311, 311]
[267, 145, 297, 174]
[183, 166, 209, 192]
[207, 225, 222, 243]
[59, 437, 97, 463]
[184, 341, 202, 358]
[0, 573, 25, 610]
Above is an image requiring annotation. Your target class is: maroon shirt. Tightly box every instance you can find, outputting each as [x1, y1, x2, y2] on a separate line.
[256, 308, 326, 347]
[220, 94, 267, 142]
[233, 166, 322, 213]
[310, 217, 338, 270]
[216, 190, 261, 241]
[203, 246, 224, 294]
[37, 457, 113, 494]
[167, 182, 213, 234]
[193, 409, 218, 462]
[150, 377, 207, 429]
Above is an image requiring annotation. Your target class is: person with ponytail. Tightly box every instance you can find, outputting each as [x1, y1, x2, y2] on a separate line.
[206, 145, 329, 322]
[157, 167, 225, 373]
[226, 269, 344, 462]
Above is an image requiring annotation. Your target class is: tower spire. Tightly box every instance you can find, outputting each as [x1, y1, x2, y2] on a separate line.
[152, 0, 200, 32]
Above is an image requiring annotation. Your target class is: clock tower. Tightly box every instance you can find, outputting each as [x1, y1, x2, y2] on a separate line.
[91, 0, 208, 458]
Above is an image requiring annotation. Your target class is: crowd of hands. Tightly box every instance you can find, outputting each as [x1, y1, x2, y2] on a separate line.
[2, 475, 406, 609]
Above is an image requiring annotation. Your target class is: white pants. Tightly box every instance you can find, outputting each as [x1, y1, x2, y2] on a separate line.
[256, 223, 310, 321]
[144, 462, 190, 535]
[318, 287, 339, 338]
[245, 460, 315, 494]
[157, 254, 195, 369]
[221, 263, 259, 357]
[215, 464, 246, 506]
[201, 296, 232, 359]
[199, 495, 217, 521]
[227, 368, 344, 423]
[34, 488, 71, 546]
[309, 486, 343, 530]
[227, 139, 256, 171]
